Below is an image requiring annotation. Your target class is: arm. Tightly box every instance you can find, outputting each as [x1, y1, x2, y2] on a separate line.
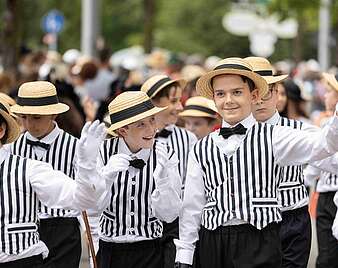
[303, 165, 321, 187]
[332, 191, 338, 240]
[174, 152, 206, 265]
[308, 153, 338, 175]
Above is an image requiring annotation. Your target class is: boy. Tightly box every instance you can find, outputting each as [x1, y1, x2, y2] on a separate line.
[179, 96, 219, 139]
[0, 97, 105, 267]
[10, 81, 83, 268]
[141, 75, 197, 268]
[95, 91, 181, 268]
[175, 57, 338, 268]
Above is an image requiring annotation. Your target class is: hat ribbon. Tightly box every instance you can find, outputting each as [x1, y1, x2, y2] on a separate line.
[17, 95, 59, 106]
[184, 105, 216, 116]
[254, 70, 273, 76]
[214, 64, 251, 72]
[147, 77, 172, 97]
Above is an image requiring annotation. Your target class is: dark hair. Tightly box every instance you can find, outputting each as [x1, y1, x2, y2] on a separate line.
[152, 82, 179, 101]
[0, 115, 8, 144]
[79, 62, 98, 80]
[211, 75, 255, 92]
[98, 47, 111, 63]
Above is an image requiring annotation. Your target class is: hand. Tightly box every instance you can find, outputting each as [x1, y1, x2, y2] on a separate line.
[175, 263, 192, 268]
[101, 154, 131, 179]
[77, 120, 106, 169]
[333, 217, 338, 240]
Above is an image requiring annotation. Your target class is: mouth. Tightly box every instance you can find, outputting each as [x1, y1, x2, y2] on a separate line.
[142, 135, 154, 141]
[224, 107, 239, 112]
[255, 108, 266, 112]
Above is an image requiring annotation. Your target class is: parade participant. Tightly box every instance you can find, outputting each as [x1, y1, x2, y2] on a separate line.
[174, 58, 338, 268]
[9, 81, 84, 268]
[141, 75, 197, 268]
[247, 56, 314, 268]
[95, 91, 181, 268]
[179, 96, 219, 139]
[0, 98, 105, 268]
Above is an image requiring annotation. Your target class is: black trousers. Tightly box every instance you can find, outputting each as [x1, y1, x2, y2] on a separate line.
[0, 255, 43, 268]
[161, 218, 179, 268]
[195, 223, 282, 268]
[280, 205, 312, 268]
[39, 217, 81, 268]
[316, 191, 338, 268]
[96, 239, 162, 268]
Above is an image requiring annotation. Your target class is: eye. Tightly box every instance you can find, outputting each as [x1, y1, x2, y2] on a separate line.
[215, 91, 224, 98]
[233, 90, 242, 96]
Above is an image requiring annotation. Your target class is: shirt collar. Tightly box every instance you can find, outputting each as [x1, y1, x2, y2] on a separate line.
[221, 113, 256, 129]
[25, 122, 61, 144]
[0, 146, 9, 165]
[118, 137, 151, 162]
[264, 111, 280, 125]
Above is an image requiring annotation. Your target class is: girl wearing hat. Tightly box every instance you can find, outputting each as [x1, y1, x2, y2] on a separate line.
[141, 74, 197, 268]
[0, 97, 106, 268]
[95, 91, 181, 268]
[175, 57, 338, 268]
[179, 96, 219, 140]
[9, 81, 86, 268]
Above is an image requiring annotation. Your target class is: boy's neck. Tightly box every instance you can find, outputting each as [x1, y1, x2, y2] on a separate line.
[33, 122, 56, 140]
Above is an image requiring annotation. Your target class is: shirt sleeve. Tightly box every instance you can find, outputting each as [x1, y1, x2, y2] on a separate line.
[28, 159, 104, 211]
[303, 165, 321, 187]
[174, 151, 206, 265]
[273, 114, 338, 166]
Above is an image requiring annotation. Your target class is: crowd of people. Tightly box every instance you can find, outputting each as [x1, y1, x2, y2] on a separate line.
[0, 46, 338, 268]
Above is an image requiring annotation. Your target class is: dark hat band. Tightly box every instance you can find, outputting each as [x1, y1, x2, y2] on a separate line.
[0, 103, 9, 114]
[110, 99, 156, 125]
[184, 105, 216, 116]
[254, 70, 273, 76]
[17, 95, 59, 106]
[147, 77, 172, 98]
[214, 64, 252, 72]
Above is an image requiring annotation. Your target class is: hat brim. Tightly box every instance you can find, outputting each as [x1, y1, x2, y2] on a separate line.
[11, 103, 70, 115]
[179, 110, 218, 118]
[0, 110, 20, 144]
[322, 73, 338, 92]
[149, 79, 187, 98]
[263, 74, 288, 85]
[107, 106, 167, 135]
[196, 69, 268, 99]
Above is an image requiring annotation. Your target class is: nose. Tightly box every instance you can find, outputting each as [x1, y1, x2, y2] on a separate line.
[175, 101, 183, 112]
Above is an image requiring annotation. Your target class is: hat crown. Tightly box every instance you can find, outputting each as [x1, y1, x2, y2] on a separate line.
[213, 57, 254, 72]
[0, 99, 11, 114]
[18, 81, 57, 98]
[140, 74, 170, 94]
[108, 91, 151, 115]
[244, 57, 273, 72]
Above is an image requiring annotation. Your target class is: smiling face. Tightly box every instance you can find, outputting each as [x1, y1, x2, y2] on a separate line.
[152, 85, 183, 129]
[19, 114, 56, 139]
[252, 83, 278, 122]
[117, 115, 157, 153]
[212, 74, 258, 125]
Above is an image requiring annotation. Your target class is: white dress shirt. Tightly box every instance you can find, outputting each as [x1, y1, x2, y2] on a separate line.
[175, 109, 338, 265]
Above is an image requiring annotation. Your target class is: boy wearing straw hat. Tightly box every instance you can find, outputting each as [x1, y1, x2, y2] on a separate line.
[9, 81, 85, 268]
[0, 97, 106, 268]
[141, 74, 197, 268]
[95, 91, 181, 268]
[179, 96, 219, 140]
[174, 57, 338, 268]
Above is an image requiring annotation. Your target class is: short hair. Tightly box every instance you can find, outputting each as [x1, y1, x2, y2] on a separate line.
[0, 115, 8, 144]
[152, 82, 179, 101]
[211, 74, 255, 92]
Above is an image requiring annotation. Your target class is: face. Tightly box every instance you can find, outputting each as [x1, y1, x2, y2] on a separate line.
[152, 86, 183, 129]
[276, 83, 287, 112]
[252, 83, 278, 122]
[19, 114, 56, 138]
[324, 85, 338, 112]
[184, 116, 214, 139]
[118, 115, 157, 153]
[0, 122, 7, 145]
[212, 74, 258, 125]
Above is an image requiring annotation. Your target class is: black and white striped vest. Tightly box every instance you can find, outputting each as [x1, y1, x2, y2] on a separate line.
[11, 131, 78, 217]
[99, 138, 175, 239]
[194, 123, 281, 230]
[277, 117, 309, 209]
[0, 154, 39, 255]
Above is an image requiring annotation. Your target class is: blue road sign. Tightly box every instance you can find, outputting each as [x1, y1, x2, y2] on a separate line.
[41, 10, 64, 34]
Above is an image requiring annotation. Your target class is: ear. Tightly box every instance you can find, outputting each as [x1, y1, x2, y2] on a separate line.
[251, 89, 259, 103]
[116, 126, 128, 138]
[0, 122, 7, 141]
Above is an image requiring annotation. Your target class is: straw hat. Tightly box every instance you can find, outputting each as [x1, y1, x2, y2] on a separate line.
[107, 91, 167, 135]
[181, 65, 205, 82]
[141, 74, 187, 99]
[196, 57, 269, 99]
[244, 57, 288, 85]
[322, 72, 338, 92]
[0, 93, 16, 106]
[179, 96, 218, 118]
[11, 81, 69, 115]
[0, 99, 20, 144]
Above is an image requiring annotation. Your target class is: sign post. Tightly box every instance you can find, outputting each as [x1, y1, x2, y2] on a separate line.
[41, 10, 65, 51]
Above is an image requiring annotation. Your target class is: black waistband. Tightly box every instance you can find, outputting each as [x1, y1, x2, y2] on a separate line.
[0, 254, 43, 266]
[201, 222, 279, 234]
[281, 205, 308, 217]
[39, 217, 78, 225]
[99, 238, 161, 251]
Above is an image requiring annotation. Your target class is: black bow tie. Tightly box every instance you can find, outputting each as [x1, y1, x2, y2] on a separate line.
[129, 159, 146, 169]
[219, 124, 247, 139]
[155, 129, 172, 138]
[26, 139, 51, 150]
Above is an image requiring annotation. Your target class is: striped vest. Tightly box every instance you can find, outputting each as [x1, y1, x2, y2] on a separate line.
[0, 154, 39, 255]
[11, 131, 78, 217]
[99, 138, 174, 239]
[194, 123, 281, 230]
[277, 117, 308, 209]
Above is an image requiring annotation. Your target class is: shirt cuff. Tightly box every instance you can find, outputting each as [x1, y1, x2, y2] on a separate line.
[174, 247, 195, 265]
